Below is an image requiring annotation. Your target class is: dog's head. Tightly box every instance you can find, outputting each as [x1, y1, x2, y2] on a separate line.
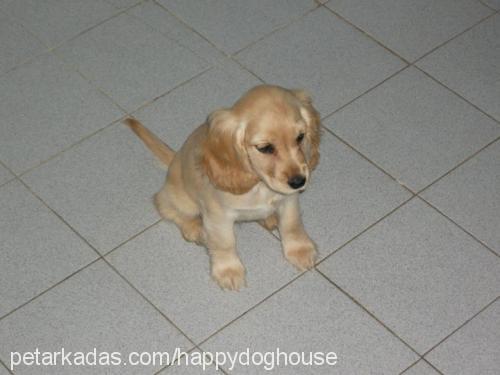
[202, 85, 321, 195]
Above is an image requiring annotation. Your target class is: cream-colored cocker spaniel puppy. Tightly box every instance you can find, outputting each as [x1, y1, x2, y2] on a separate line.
[126, 85, 321, 290]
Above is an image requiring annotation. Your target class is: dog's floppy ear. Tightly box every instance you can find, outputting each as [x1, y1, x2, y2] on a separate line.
[202, 109, 259, 194]
[292, 89, 321, 170]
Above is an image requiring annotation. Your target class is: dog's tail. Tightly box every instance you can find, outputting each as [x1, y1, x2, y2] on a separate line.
[125, 118, 175, 166]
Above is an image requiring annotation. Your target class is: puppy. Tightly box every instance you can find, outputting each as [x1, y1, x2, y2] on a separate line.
[126, 85, 321, 290]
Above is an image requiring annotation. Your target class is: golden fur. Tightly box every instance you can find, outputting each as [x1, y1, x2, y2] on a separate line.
[126, 85, 321, 290]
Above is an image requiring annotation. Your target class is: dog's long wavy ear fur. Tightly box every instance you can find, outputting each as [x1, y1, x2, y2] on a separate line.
[202, 109, 259, 194]
[292, 90, 321, 170]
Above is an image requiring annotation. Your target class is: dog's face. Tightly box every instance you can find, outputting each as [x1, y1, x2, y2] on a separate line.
[202, 85, 321, 195]
[244, 97, 312, 194]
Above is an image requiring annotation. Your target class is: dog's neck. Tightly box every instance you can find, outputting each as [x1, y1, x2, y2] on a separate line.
[218, 182, 289, 222]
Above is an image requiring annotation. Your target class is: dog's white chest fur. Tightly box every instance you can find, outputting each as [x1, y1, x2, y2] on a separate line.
[226, 183, 285, 222]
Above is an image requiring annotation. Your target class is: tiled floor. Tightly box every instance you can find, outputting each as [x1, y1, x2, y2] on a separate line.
[0, 1, 499, 374]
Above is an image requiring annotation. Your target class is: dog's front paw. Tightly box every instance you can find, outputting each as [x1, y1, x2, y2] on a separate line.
[211, 257, 246, 291]
[258, 214, 278, 231]
[285, 241, 317, 271]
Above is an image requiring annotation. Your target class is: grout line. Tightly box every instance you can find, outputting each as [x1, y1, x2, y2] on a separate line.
[48, 6, 213, 119]
[412, 10, 498, 65]
[47, 0, 147, 53]
[398, 359, 422, 375]
[315, 269, 422, 357]
[0, 257, 101, 322]
[4, 180, 199, 348]
[4, 171, 231, 365]
[0, 47, 50, 80]
[201, 350, 230, 375]
[0, 177, 170, 339]
[15, 178, 102, 258]
[321, 126, 417, 195]
[0, 172, 107, 321]
[1, 231, 199, 363]
[420, 296, 499, 358]
[1, 2, 215, 186]
[315, 191, 500, 364]
[0, 155, 17, 179]
[323, 2, 498, 68]
[317, 4, 499, 130]
[304, 6, 500, 210]
[414, 66, 500, 126]
[416, 136, 500, 195]
[315, 195, 416, 267]
[0, 358, 13, 375]
[321, 4, 410, 64]
[421, 358, 446, 375]
[102, 218, 163, 257]
[1, 46, 134, 178]
[477, 0, 499, 12]
[320, 36, 497, 129]
[123, 3, 265, 99]
[269, 229, 281, 241]
[231, 5, 321, 57]
[151, 0, 227, 53]
[150, 0, 498, 136]
[398, 358, 445, 375]
[0, 1, 147, 80]
[151, 0, 267, 84]
[195, 271, 309, 347]
[0, 177, 15, 189]
[158, 348, 231, 374]
[255, 219, 281, 241]
[0, 160, 17, 187]
[194, 191, 497, 357]
[0, 9, 50, 80]
[17, 116, 126, 178]
[128, 67, 213, 115]
[14, 64, 211, 178]
[227, 57, 266, 84]
[123, 2, 254, 90]
[51, 47, 128, 115]
[126, 0, 224, 62]
[103, 185, 418, 363]
[416, 196, 500, 258]
[320, 64, 410, 121]
[103, 195, 429, 361]
[152, 346, 203, 375]
[101, 258, 199, 348]
[318, 59, 500, 207]
[52, 45, 212, 117]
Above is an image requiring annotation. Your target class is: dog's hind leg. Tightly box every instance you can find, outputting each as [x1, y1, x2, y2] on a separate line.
[155, 182, 203, 245]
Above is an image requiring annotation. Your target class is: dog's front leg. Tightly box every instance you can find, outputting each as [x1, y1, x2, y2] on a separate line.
[277, 194, 317, 270]
[203, 213, 245, 291]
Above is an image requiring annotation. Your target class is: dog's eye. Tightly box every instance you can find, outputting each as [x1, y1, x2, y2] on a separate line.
[256, 144, 275, 154]
[296, 133, 305, 144]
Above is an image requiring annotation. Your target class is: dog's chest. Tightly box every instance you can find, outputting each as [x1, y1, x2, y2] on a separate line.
[229, 184, 284, 221]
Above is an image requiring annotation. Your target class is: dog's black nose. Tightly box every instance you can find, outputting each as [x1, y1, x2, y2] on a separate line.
[288, 175, 306, 189]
